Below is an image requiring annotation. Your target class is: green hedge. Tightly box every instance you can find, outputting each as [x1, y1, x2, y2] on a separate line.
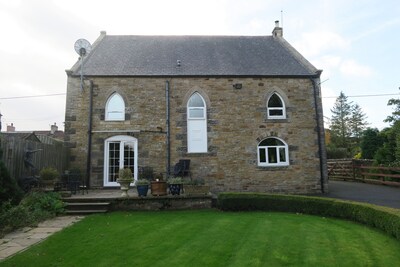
[217, 193, 400, 240]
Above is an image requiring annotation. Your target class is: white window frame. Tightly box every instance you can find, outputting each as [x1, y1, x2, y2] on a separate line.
[103, 135, 138, 187]
[257, 137, 289, 167]
[187, 92, 208, 153]
[267, 93, 286, 119]
[105, 93, 125, 121]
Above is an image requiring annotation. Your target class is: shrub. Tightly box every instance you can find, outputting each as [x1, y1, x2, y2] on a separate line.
[39, 167, 60, 181]
[0, 191, 64, 237]
[217, 193, 400, 240]
[0, 160, 23, 205]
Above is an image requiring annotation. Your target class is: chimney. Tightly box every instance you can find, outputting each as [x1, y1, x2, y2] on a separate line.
[272, 20, 283, 37]
[50, 122, 58, 134]
[7, 123, 15, 132]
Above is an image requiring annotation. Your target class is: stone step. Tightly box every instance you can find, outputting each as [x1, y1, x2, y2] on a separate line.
[65, 209, 108, 215]
[63, 201, 111, 214]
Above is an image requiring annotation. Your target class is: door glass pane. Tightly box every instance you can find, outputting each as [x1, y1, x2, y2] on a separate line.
[279, 147, 286, 162]
[259, 148, 266, 163]
[188, 93, 205, 107]
[189, 108, 204, 118]
[123, 142, 135, 176]
[268, 147, 277, 163]
[108, 142, 120, 182]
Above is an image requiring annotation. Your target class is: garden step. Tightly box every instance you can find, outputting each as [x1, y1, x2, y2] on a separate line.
[65, 209, 108, 215]
[64, 202, 111, 214]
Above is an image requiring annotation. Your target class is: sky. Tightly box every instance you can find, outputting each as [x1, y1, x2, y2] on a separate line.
[0, 0, 399, 132]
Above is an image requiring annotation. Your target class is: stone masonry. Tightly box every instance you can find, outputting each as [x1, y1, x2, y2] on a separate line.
[65, 75, 327, 194]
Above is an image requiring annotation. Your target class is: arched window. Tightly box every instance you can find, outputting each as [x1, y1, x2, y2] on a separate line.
[257, 137, 289, 166]
[187, 92, 207, 153]
[105, 93, 125, 121]
[267, 93, 286, 119]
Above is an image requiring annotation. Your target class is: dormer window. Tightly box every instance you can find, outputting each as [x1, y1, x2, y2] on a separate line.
[105, 93, 125, 121]
[267, 93, 286, 119]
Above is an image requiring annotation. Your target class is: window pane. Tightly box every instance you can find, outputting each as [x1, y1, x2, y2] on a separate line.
[268, 147, 277, 163]
[107, 111, 124, 120]
[269, 109, 283, 116]
[259, 148, 266, 163]
[268, 94, 283, 108]
[188, 93, 205, 107]
[189, 108, 204, 118]
[279, 147, 286, 162]
[260, 138, 284, 146]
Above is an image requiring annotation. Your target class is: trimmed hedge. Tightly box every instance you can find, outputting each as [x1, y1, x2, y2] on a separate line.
[217, 193, 400, 240]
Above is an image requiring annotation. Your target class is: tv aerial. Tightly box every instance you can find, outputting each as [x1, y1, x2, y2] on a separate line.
[74, 38, 92, 91]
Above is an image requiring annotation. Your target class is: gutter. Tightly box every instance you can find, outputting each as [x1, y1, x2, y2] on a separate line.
[86, 80, 93, 188]
[166, 80, 171, 178]
[310, 72, 326, 193]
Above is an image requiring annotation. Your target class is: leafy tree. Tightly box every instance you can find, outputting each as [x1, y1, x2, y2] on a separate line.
[384, 98, 400, 123]
[360, 128, 382, 159]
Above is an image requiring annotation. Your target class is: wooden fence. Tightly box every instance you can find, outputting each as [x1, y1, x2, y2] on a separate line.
[0, 137, 68, 180]
[327, 159, 400, 187]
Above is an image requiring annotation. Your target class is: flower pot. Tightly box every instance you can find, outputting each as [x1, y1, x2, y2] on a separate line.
[169, 184, 182, 195]
[117, 179, 132, 197]
[136, 184, 149, 197]
[151, 181, 167, 196]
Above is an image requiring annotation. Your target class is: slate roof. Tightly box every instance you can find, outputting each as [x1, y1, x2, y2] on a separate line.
[69, 34, 319, 77]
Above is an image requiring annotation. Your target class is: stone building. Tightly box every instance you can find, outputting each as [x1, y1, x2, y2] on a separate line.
[64, 22, 328, 194]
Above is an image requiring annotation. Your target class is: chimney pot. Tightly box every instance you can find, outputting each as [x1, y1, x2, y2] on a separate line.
[272, 20, 283, 37]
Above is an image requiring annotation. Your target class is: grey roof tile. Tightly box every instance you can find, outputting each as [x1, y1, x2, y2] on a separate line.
[70, 35, 318, 77]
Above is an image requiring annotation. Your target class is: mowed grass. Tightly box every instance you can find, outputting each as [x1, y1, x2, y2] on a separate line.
[2, 210, 400, 267]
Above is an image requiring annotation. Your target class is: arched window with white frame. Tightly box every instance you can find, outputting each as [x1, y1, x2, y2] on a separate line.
[105, 93, 125, 121]
[187, 92, 207, 153]
[257, 137, 289, 167]
[267, 93, 286, 119]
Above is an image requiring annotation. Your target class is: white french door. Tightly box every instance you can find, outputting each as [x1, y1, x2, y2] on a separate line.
[103, 135, 138, 187]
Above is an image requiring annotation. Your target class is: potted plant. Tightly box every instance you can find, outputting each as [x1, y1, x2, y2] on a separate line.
[184, 178, 210, 196]
[39, 167, 60, 190]
[151, 173, 167, 196]
[117, 168, 133, 197]
[168, 177, 183, 195]
[136, 179, 150, 197]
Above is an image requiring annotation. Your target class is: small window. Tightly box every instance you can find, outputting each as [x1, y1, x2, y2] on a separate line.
[267, 93, 286, 119]
[105, 93, 125, 121]
[257, 137, 289, 167]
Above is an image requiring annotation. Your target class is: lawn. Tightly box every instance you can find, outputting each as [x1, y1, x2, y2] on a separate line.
[2, 210, 400, 266]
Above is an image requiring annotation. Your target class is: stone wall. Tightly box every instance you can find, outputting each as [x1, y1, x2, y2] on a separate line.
[65, 76, 327, 194]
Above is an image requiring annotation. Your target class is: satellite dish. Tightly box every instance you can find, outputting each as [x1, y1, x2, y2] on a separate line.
[74, 39, 92, 91]
[74, 38, 92, 57]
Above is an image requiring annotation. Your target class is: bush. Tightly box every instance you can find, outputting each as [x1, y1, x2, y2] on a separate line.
[0, 160, 23, 205]
[217, 193, 400, 240]
[0, 191, 65, 237]
[39, 167, 60, 181]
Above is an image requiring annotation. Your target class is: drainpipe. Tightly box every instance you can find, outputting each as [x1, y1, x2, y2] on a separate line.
[86, 80, 93, 188]
[310, 73, 326, 193]
[166, 80, 171, 178]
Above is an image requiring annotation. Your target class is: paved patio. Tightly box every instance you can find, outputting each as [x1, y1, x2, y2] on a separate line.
[0, 216, 84, 261]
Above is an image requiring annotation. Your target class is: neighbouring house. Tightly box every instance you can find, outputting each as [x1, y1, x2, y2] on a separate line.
[64, 21, 328, 194]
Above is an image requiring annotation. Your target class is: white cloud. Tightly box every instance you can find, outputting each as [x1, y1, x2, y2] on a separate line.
[339, 59, 374, 77]
[293, 30, 350, 58]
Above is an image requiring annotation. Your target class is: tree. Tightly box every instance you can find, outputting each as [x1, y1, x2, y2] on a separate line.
[360, 128, 382, 159]
[384, 98, 400, 123]
[330, 92, 353, 149]
[350, 103, 368, 143]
